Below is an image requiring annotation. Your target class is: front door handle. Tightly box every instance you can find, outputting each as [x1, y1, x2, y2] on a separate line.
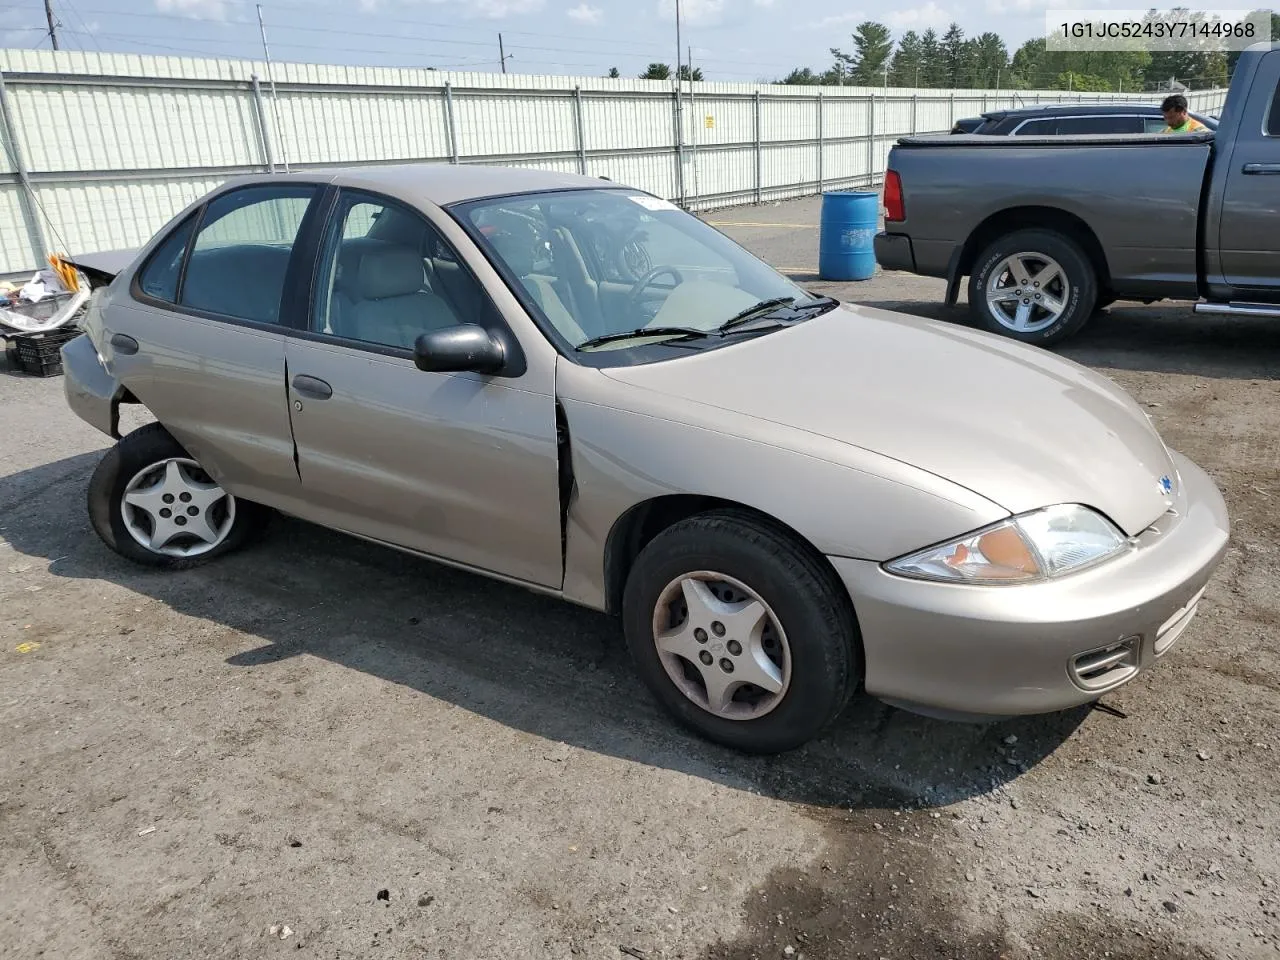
[1242, 162, 1280, 175]
[292, 374, 332, 400]
[109, 333, 138, 355]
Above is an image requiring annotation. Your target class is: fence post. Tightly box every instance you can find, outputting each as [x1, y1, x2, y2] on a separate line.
[0, 71, 48, 269]
[753, 90, 762, 205]
[671, 88, 686, 208]
[867, 92, 875, 184]
[573, 86, 587, 175]
[816, 91, 823, 195]
[444, 82, 459, 164]
[949, 90, 956, 128]
[250, 73, 276, 172]
[911, 92, 918, 135]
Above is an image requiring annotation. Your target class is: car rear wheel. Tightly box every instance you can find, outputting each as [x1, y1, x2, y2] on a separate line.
[621, 510, 861, 754]
[969, 229, 1097, 346]
[88, 422, 268, 569]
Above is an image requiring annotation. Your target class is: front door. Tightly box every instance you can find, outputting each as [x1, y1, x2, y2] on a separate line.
[1217, 53, 1280, 294]
[105, 183, 321, 510]
[283, 189, 564, 589]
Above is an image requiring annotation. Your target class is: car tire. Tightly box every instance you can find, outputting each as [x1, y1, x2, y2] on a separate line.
[87, 422, 269, 570]
[621, 509, 861, 754]
[969, 229, 1097, 346]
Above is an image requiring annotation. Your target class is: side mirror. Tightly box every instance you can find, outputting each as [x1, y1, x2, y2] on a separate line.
[413, 324, 505, 375]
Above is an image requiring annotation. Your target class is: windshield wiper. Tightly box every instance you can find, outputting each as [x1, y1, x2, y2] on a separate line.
[718, 297, 796, 332]
[575, 326, 710, 351]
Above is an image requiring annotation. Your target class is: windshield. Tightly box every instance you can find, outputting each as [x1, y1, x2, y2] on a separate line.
[453, 189, 823, 353]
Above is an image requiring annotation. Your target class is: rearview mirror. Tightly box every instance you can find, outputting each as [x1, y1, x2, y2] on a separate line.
[413, 324, 505, 374]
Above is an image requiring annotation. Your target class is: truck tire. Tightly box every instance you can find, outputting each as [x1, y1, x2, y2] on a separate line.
[969, 229, 1097, 346]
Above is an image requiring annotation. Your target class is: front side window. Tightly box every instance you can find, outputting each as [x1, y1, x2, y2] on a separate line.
[312, 191, 493, 350]
[179, 185, 317, 325]
[456, 189, 831, 355]
[1056, 116, 1142, 135]
[1267, 77, 1280, 136]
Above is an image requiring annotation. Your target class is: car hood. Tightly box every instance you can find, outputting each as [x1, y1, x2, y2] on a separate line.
[600, 303, 1178, 537]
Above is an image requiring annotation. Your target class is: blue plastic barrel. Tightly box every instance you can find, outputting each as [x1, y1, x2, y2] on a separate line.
[818, 190, 879, 281]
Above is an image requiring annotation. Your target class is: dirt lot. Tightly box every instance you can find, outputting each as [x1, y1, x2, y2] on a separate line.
[2, 197, 1278, 960]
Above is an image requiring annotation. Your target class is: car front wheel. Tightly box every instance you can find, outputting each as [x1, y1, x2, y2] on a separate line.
[969, 228, 1097, 346]
[88, 422, 268, 569]
[621, 510, 861, 754]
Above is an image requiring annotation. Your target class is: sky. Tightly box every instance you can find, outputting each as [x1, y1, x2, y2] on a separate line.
[0, 0, 1264, 82]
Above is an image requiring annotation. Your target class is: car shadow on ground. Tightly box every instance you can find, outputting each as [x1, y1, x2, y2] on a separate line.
[3, 452, 1096, 813]
[849, 299, 1280, 381]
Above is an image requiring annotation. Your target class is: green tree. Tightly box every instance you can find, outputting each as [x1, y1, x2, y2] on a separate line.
[941, 22, 972, 86]
[850, 21, 894, 85]
[888, 30, 924, 87]
[676, 64, 704, 81]
[607, 66, 620, 78]
[1057, 71, 1111, 91]
[1010, 37, 1148, 91]
[970, 31, 1009, 88]
[919, 28, 946, 87]
[640, 63, 671, 80]
[778, 67, 821, 85]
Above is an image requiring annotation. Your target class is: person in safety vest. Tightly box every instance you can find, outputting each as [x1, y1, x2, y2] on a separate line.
[1160, 94, 1207, 133]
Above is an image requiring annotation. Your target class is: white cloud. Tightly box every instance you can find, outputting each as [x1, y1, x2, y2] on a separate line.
[567, 3, 603, 23]
[473, 0, 546, 17]
[155, 0, 229, 20]
[985, 0, 1097, 12]
[805, 11, 865, 30]
[885, 1, 953, 30]
[753, 0, 776, 6]
[657, 0, 727, 27]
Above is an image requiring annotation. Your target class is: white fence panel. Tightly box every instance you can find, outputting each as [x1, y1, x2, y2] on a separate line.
[0, 48, 1230, 274]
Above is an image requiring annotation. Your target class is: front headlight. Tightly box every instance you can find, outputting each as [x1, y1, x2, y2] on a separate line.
[884, 504, 1128, 584]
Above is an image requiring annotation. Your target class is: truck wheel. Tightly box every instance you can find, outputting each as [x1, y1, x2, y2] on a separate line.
[621, 509, 861, 754]
[969, 229, 1097, 345]
[88, 422, 269, 570]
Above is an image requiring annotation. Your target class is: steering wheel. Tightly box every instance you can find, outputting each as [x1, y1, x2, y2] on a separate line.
[624, 265, 684, 312]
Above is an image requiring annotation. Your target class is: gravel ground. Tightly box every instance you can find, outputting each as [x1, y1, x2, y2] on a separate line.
[2, 197, 1278, 960]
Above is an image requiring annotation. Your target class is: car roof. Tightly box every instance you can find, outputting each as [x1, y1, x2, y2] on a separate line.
[981, 103, 1170, 120]
[221, 163, 616, 207]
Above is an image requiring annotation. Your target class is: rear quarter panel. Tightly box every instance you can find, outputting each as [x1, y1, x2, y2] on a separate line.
[887, 136, 1211, 297]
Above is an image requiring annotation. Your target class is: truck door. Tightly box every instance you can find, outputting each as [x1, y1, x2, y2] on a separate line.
[1217, 52, 1280, 294]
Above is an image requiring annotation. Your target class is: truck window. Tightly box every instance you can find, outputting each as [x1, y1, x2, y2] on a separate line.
[1267, 78, 1280, 136]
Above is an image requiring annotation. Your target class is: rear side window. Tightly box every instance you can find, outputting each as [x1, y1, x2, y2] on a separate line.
[1267, 78, 1280, 135]
[1014, 118, 1057, 135]
[179, 185, 317, 325]
[137, 214, 196, 303]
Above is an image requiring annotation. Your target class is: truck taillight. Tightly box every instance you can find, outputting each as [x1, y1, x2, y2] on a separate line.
[884, 170, 905, 222]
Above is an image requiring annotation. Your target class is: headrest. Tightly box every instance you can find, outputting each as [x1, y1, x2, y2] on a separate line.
[353, 245, 426, 300]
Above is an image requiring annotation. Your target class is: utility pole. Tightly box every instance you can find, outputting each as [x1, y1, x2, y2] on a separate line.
[257, 3, 289, 173]
[882, 63, 889, 90]
[44, 0, 60, 50]
[499, 34, 508, 74]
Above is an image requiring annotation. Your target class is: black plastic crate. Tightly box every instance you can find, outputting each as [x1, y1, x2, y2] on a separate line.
[12, 326, 80, 377]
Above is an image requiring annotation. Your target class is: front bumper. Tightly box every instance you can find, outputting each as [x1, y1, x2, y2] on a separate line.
[831, 450, 1230, 719]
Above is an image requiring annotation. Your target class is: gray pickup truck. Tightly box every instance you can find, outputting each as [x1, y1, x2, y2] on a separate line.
[875, 41, 1280, 345]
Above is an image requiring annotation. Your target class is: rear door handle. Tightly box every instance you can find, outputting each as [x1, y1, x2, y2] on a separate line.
[292, 374, 333, 400]
[109, 333, 138, 355]
[1242, 162, 1280, 175]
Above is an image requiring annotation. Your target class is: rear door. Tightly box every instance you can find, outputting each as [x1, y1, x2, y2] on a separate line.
[1217, 54, 1280, 293]
[106, 183, 321, 509]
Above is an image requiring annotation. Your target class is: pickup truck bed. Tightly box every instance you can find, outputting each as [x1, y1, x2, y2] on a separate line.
[874, 41, 1280, 345]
